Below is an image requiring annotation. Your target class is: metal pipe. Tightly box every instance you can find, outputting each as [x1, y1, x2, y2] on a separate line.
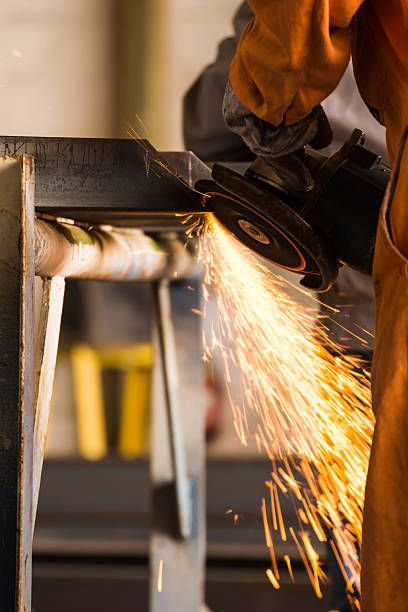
[34, 218, 196, 281]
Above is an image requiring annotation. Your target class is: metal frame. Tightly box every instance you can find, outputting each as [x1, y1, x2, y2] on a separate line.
[0, 140, 208, 612]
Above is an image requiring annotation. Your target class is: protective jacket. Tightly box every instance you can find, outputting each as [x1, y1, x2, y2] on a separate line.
[230, 2, 408, 611]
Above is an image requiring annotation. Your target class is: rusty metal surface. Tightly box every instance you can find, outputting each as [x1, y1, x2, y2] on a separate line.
[0, 137, 211, 229]
[33, 276, 65, 530]
[0, 155, 35, 611]
[34, 218, 196, 280]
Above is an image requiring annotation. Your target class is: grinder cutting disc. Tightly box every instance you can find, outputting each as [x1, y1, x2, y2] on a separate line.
[197, 163, 339, 291]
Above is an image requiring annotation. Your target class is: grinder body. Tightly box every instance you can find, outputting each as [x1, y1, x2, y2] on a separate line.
[304, 145, 389, 275]
[199, 130, 390, 291]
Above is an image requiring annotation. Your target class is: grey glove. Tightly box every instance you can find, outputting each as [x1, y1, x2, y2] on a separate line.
[223, 81, 333, 191]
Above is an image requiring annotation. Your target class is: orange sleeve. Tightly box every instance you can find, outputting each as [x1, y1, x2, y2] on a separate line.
[229, 0, 366, 126]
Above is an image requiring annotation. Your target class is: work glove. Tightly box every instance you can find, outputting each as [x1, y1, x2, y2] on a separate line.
[223, 81, 333, 191]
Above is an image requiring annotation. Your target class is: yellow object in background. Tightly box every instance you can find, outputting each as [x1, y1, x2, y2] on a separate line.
[119, 365, 151, 458]
[71, 344, 107, 461]
[70, 343, 153, 460]
[99, 344, 153, 459]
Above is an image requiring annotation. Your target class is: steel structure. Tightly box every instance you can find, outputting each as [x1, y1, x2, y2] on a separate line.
[0, 136, 210, 612]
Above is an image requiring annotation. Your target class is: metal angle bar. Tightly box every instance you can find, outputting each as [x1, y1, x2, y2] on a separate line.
[152, 280, 192, 540]
[0, 155, 35, 612]
[32, 276, 65, 532]
[0, 136, 211, 218]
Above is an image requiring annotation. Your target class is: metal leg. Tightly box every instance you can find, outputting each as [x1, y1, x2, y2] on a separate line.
[152, 279, 192, 539]
[150, 279, 206, 612]
[33, 275, 65, 530]
[0, 155, 35, 611]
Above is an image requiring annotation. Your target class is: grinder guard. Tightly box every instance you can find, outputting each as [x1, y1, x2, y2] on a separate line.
[198, 130, 390, 292]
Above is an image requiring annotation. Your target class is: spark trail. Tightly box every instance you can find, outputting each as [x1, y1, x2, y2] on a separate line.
[125, 128, 371, 608]
[199, 214, 374, 608]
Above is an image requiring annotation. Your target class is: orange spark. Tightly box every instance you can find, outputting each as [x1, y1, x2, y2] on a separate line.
[266, 569, 280, 589]
[262, 497, 279, 578]
[191, 308, 203, 316]
[274, 486, 287, 541]
[284, 555, 295, 582]
[261, 497, 273, 548]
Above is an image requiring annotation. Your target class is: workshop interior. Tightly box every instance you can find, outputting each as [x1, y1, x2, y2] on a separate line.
[0, 2, 396, 612]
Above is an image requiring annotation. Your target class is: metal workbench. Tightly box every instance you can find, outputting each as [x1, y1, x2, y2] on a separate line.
[0, 136, 210, 612]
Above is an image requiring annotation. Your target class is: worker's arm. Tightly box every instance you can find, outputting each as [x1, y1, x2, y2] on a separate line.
[223, 0, 365, 189]
[230, 0, 366, 126]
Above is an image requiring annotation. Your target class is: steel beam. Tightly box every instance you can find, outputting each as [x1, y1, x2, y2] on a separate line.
[0, 156, 35, 612]
[0, 136, 211, 229]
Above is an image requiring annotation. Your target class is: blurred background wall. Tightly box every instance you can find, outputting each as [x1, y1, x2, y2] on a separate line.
[0, 0, 246, 460]
[0, 0, 241, 147]
[0, 0, 116, 137]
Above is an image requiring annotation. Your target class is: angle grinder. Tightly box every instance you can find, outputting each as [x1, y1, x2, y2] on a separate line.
[196, 129, 390, 292]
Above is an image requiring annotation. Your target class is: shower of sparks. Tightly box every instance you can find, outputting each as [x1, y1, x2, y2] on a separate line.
[124, 128, 372, 610]
[198, 214, 374, 608]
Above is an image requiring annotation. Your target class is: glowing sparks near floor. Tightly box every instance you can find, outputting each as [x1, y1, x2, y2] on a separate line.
[199, 214, 374, 608]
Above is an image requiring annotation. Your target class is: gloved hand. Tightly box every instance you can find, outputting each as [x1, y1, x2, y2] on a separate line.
[223, 81, 332, 191]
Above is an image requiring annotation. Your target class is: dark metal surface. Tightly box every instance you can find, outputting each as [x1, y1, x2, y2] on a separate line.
[0, 156, 35, 611]
[0, 137, 211, 229]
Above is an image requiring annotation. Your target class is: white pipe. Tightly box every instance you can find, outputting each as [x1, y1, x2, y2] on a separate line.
[34, 218, 195, 281]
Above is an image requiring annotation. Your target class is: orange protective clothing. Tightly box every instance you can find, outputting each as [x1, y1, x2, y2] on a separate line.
[230, 2, 408, 611]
